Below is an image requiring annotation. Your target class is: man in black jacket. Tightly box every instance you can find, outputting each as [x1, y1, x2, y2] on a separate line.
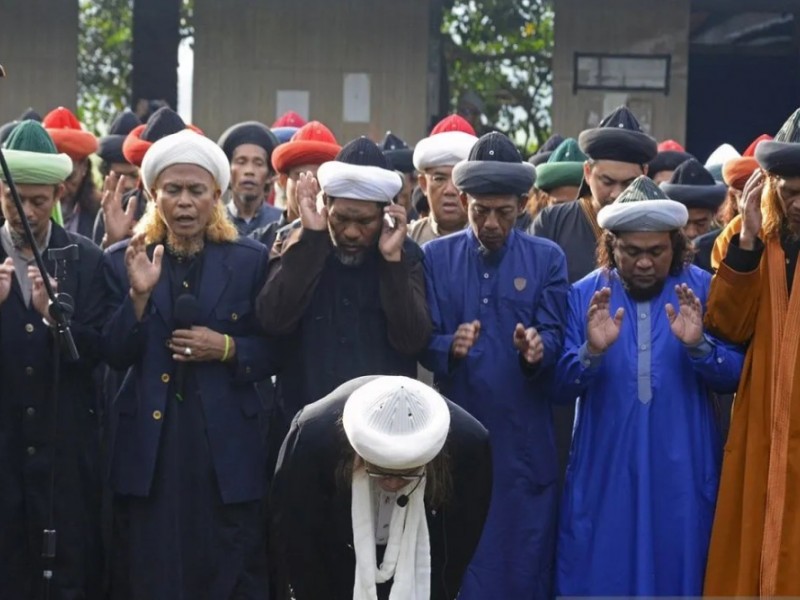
[271, 375, 492, 600]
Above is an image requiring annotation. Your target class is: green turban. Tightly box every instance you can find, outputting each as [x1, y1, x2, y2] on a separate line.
[1, 120, 71, 224]
[535, 138, 587, 192]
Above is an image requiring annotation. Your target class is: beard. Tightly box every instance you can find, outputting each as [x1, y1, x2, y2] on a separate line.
[166, 232, 204, 258]
[621, 275, 667, 302]
[334, 247, 368, 267]
[236, 191, 262, 204]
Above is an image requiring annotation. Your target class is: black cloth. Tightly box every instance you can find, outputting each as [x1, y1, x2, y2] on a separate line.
[109, 252, 267, 600]
[0, 224, 108, 599]
[755, 140, 800, 177]
[531, 200, 598, 284]
[693, 228, 722, 273]
[271, 375, 493, 600]
[256, 230, 431, 422]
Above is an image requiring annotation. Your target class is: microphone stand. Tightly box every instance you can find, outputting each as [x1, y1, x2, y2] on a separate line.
[0, 131, 80, 600]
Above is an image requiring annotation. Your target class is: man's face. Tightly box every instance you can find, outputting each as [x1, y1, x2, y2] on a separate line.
[285, 163, 320, 217]
[585, 160, 644, 207]
[462, 192, 523, 252]
[63, 157, 88, 201]
[774, 175, 800, 230]
[230, 143, 270, 203]
[326, 197, 383, 266]
[153, 164, 220, 239]
[684, 207, 714, 240]
[612, 231, 674, 301]
[418, 166, 466, 231]
[1, 182, 61, 244]
[548, 184, 579, 204]
[109, 162, 140, 196]
[651, 170, 674, 185]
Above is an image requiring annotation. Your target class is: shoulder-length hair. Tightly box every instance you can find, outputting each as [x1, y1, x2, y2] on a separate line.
[596, 228, 694, 276]
[334, 416, 453, 509]
[134, 196, 238, 245]
[762, 175, 788, 240]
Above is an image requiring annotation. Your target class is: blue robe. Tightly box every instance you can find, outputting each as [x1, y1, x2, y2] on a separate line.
[554, 265, 744, 597]
[421, 228, 569, 599]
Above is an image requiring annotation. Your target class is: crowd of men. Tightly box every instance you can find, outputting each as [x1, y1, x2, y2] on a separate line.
[0, 84, 799, 600]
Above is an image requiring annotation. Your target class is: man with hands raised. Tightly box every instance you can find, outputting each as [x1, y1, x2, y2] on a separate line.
[421, 132, 569, 599]
[553, 175, 744, 598]
[102, 130, 277, 599]
[256, 137, 431, 442]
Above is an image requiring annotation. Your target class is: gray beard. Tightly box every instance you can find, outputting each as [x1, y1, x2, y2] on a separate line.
[335, 248, 367, 267]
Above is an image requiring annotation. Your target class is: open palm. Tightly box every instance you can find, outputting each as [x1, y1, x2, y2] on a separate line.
[586, 288, 624, 353]
[666, 284, 703, 345]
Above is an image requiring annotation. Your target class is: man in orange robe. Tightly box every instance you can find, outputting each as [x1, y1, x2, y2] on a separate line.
[704, 107, 800, 596]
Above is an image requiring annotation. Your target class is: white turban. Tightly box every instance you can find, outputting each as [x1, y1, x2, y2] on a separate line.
[412, 131, 477, 171]
[317, 161, 403, 203]
[704, 143, 740, 169]
[597, 175, 688, 232]
[140, 129, 230, 196]
[343, 376, 451, 470]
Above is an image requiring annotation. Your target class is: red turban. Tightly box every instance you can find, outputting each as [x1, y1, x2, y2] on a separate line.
[722, 134, 772, 190]
[42, 106, 98, 161]
[430, 114, 476, 136]
[271, 121, 340, 174]
[272, 111, 307, 128]
[657, 139, 685, 153]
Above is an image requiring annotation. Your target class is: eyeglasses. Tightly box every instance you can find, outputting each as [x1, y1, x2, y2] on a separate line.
[364, 466, 426, 481]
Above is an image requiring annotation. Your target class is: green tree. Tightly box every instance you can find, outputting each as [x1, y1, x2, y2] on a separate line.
[442, 0, 554, 154]
[77, 0, 193, 135]
[77, 0, 133, 136]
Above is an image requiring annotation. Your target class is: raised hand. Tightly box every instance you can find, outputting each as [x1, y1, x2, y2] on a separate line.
[513, 323, 544, 365]
[378, 203, 408, 263]
[101, 172, 138, 248]
[297, 172, 327, 231]
[666, 283, 704, 346]
[125, 233, 163, 297]
[586, 287, 624, 354]
[451, 320, 481, 360]
[739, 169, 765, 250]
[28, 265, 57, 325]
[0, 257, 14, 306]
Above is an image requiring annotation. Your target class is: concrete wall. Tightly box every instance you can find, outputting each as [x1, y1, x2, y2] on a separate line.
[0, 0, 79, 124]
[552, 0, 691, 144]
[193, 0, 430, 144]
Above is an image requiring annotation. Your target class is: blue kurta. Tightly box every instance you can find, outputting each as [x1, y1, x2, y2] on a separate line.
[554, 265, 744, 597]
[421, 228, 569, 599]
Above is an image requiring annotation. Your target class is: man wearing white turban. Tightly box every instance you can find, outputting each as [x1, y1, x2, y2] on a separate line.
[551, 175, 744, 596]
[256, 137, 432, 463]
[103, 129, 279, 598]
[271, 375, 492, 600]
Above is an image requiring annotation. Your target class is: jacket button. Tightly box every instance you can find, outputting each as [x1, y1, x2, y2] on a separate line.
[152, 410, 162, 420]
[25, 366, 34, 376]
[245, 366, 251, 374]
[161, 373, 170, 384]
[26, 446, 36, 456]
[231, 312, 239, 321]
[26, 407, 36, 417]
[25, 323, 34, 333]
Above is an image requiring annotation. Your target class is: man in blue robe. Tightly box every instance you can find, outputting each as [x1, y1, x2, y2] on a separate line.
[421, 132, 569, 599]
[554, 176, 745, 596]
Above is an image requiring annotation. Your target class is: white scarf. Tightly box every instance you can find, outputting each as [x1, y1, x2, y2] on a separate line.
[351, 466, 431, 600]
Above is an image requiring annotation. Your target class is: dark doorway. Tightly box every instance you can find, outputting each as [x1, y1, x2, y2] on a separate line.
[686, 10, 800, 160]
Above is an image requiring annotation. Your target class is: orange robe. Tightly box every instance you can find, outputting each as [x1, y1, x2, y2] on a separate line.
[703, 230, 800, 596]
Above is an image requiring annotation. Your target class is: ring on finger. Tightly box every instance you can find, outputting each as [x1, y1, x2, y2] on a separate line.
[184, 346, 192, 357]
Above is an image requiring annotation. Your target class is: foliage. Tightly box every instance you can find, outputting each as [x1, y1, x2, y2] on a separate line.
[442, 0, 554, 154]
[77, 0, 133, 136]
[77, 0, 193, 135]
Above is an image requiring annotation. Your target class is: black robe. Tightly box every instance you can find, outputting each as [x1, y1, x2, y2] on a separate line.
[531, 200, 598, 284]
[271, 375, 493, 600]
[0, 223, 108, 600]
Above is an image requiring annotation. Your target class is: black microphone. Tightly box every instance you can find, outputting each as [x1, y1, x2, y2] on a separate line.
[173, 294, 199, 400]
[395, 476, 424, 508]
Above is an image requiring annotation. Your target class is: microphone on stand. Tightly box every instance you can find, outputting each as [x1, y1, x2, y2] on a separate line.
[173, 294, 199, 400]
